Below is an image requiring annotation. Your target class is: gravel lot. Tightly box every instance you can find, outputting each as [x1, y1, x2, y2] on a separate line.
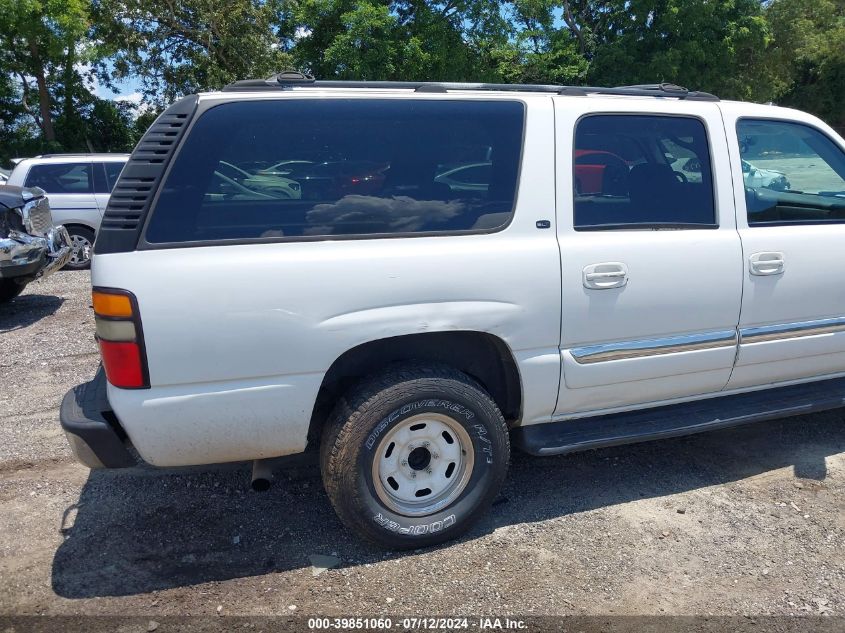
[1, 271, 844, 620]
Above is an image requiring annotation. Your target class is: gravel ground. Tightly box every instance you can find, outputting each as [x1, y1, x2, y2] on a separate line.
[0, 271, 844, 621]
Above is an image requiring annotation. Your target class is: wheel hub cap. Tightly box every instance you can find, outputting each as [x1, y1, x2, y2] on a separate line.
[372, 412, 474, 517]
[407, 446, 431, 471]
[69, 234, 92, 265]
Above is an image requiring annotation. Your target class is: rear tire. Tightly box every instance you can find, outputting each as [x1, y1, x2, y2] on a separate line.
[65, 226, 95, 270]
[0, 279, 27, 303]
[320, 363, 510, 549]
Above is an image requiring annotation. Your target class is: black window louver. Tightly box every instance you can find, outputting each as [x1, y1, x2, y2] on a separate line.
[94, 95, 198, 254]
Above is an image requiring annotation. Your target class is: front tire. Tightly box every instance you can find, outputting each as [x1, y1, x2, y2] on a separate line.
[320, 364, 510, 549]
[0, 279, 27, 303]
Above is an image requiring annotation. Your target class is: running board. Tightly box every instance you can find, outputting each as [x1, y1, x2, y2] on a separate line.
[512, 376, 845, 456]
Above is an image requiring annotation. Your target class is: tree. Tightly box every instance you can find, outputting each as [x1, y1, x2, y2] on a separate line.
[764, 0, 845, 129]
[0, 0, 89, 141]
[316, 1, 426, 79]
[491, 0, 587, 84]
[93, 0, 293, 105]
[576, 0, 770, 100]
[286, 0, 509, 81]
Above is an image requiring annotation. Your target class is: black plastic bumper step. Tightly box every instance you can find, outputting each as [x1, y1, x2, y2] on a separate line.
[60, 367, 136, 468]
[512, 376, 845, 456]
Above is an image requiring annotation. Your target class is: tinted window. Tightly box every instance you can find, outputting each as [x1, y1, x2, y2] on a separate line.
[145, 99, 524, 243]
[93, 161, 126, 193]
[25, 162, 93, 194]
[104, 162, 125, 191]
[574, 115, 715, 229]
[737, 120, 845, 225]
[93, 163, 109, 193]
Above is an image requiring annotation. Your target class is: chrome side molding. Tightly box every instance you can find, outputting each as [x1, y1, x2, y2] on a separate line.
[740, 316, 845, 344]
[570, 329, 738, 365]
[568, 316, 845, 365]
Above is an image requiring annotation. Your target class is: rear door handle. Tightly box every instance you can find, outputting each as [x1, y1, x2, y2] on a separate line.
[749, 252, 785, 276]
[583, 262, 628, 289]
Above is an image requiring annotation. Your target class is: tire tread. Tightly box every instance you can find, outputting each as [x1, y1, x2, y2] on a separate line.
[320, 362, 509, 548]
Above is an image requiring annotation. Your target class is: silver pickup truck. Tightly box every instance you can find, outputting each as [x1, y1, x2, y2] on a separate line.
[0, 186, 72, 302]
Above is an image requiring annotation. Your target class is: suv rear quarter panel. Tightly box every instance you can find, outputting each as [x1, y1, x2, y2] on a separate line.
[94, 93, 562, 467]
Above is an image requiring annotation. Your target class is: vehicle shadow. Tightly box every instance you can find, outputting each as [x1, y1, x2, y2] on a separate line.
[0, 293, 64, 332]
[51, 409, 845, 599]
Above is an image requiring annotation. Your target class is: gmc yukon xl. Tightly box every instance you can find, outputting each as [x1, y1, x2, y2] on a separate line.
[60, 75, 845, 548]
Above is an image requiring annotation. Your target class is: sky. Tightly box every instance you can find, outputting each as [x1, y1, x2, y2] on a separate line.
[87, 59, 147, 113]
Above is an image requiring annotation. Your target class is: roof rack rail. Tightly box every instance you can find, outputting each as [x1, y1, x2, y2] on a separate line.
[557, 83, 718, 101]
[35, 153, 128, 158]
[222, 72, 719, 101]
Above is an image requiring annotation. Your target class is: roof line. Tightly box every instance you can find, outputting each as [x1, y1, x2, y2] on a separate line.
[222, 73, 719, 102]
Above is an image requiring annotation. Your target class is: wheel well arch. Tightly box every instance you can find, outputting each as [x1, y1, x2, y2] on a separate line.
[307, 331, 522, 446]
[63, 222, 97, 234]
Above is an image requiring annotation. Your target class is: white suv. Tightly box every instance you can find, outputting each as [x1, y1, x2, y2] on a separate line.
[59, 76, 845, 548]
[6, 154, 129, 269]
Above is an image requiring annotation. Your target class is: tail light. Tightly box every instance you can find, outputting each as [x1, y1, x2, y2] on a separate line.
[92, 288, 150, 389]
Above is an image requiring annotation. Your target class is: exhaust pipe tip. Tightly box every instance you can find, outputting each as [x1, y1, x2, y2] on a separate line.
[251, 459, 274, 492]
[251, 478, 271, 492]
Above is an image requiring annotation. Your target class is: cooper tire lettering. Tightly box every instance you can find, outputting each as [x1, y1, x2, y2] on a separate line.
[373, 513, 456, 535]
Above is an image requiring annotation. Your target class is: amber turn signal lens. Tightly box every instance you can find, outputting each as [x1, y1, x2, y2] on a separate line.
[92, 291, 133, 317]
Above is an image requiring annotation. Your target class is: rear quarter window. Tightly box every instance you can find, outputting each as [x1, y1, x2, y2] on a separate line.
[144, 99, 525, 244]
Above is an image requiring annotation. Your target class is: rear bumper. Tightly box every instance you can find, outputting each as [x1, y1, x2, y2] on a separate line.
[60, 368, 137, 469]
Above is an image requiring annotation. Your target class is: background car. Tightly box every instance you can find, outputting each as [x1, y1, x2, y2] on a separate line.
[5, 154, 129, 269]
[573, 149, 632, 195]
[275, 160, 389, 200]
[216, 161, 302, 199]
[741, 159, 791, 190]
[0, 186, 71, 301]
[670, 157, 791, 191]
[434, 162, 492, 193]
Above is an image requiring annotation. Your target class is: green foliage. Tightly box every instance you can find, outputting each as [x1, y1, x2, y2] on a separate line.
[54, 96, 137, 152]
[287, 1, 503, 81]
[764, 0, 845, 129]
[319, 1, 424, 79]
[92, 0, 292, 104]
[582, 0, 770, 101]
[0, 0, 90, 142]
[491, 0, 586, 84]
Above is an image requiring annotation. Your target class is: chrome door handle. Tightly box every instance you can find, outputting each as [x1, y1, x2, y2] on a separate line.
[583, 262, 628, 289]
[585, 271, 625, 280]
[749, 252, 785, 276]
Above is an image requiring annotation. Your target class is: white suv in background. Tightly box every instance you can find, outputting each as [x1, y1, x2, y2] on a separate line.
[6, 154, 129, 269]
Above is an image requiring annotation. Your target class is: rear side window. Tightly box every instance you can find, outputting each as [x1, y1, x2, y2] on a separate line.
[737, 119, 845, 225]
[104, 162, 126, 192]
[574, 115, 716, 229]
[145, 99, 525, 244]
[93, 161, 127, 193]
[25, 162, 93, 194]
